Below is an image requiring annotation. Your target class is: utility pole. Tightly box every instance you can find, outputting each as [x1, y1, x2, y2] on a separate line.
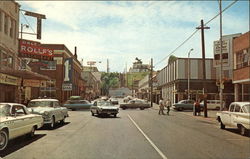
[150, 58, 153, 107]
[107, 59, 110, 73]
[219, 0, 224, 111]
[196, 19, 210, 117]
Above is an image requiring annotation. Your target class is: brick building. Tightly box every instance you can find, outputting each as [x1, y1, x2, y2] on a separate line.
[233, 31, 250, 101]
[29, 45, 85, 103]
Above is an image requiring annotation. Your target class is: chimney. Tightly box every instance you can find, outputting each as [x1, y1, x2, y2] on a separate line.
[74, 46, 77, 59]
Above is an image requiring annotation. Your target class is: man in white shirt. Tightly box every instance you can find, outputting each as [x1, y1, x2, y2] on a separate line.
[158, 98, 165, 115]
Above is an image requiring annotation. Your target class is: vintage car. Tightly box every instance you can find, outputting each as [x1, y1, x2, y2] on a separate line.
[64, 99, 92, 110]
[27, 99, 68, 129]
[200, 100, 225, 110]
[0, 103, 43, 151]
[216, 102, 250, 136]
[90, 101, 119, 117]
[109, 97, 119, 105]
[120, 99, 150, 110]
[172, 100, 204, 111]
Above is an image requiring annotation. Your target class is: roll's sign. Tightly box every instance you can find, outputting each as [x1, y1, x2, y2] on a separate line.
[19, 39, 54, 60]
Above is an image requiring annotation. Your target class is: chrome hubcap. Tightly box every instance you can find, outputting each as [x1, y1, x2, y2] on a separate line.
[0, 133, 6, 146]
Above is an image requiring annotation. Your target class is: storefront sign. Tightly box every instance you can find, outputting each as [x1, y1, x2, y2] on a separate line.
[23, 79, 41, 87]
[62, 83, 72, 91]
[213, 40, 230, 67]
[64, 58, 72, 82]
[0, 73, 21, 86]
[19, 39, 54, 61]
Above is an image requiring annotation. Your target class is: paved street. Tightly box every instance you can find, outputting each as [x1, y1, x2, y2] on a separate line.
[1, 104, 249, 159]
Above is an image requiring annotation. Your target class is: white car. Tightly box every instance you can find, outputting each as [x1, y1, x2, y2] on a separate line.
[0, 103, 43, 151]
[27, 99, 68, 129]
[90, 101, 119, 117]
[200, 100, 225, 110]
[216, 102, 250, 136]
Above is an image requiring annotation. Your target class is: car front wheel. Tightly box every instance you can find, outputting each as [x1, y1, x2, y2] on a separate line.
[0, 130, 8, 151]
[220, 122, 225, 129]
[239, 125, 247, 136]
[50, 116, 55, 129]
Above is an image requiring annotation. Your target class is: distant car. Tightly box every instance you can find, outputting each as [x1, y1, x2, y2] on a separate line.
[120, 99, 150, 110]
[200, 100, 224, 110]
[0, 103, 43, 151]
[172, 100, 204, 111]
[217, 102, 250, 136]
[109, 97, 119, 105]
[101, 96, 109, 101]
[90, 101, 119, 117]
[64, 99, 92, 110]
[123, 96, 133, 103]
[27, 99, 68, 129]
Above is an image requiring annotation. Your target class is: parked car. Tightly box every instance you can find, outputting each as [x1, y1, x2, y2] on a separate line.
[200, 100, 224, 110]
[216, 102, 250, 136]
[120, 99, 150, 110]
[123, 96, 133, 103]
[172, 100, 204, 111]
[64, 99, 92, 110]
[0, 103, 43, 151]
[27, 99, 68, 129]
[90, 101, 119, 117]
[109, 97, 119, 105]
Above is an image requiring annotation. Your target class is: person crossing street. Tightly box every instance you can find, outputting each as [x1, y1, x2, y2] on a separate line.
[158, 97, 165, 115]
[166, 99, 171, 115]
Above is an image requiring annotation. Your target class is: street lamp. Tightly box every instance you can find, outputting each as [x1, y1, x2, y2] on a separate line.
[187, 48, 194, 100]
[20, 23, 29, 39]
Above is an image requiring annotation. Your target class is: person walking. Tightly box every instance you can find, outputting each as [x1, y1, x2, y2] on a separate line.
[194, 99, 201, 116]
[166, 99, 171, 115]
[159, 98, 165, 115]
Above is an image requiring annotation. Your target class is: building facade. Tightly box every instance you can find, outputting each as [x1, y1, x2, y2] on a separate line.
[233, 31, 250, 102]
[29, 44, 84, 103]
[157, 58, 217, 104]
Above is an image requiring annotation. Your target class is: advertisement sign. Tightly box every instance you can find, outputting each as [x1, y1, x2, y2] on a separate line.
[64, 58, 73, 82]
[213, 40, 230, 67]
[23, 79, 41, 87]
[62, 83, 72, 91]
[0, 73, 21, 86]
[19, 39, 54, 61]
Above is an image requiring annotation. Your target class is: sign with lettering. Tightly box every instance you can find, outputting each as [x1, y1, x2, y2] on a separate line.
[0, 73, 21, 86]
[64, 58, 72, 82]
[19, 39, 54, 61]
[23, 79, 41, 87]
[62, 83, 72, 91]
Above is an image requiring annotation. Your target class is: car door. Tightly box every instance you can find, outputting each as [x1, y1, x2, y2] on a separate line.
[186, 100, 194, 110]
[231, 104, 241, 127]
[222, 103, 235, 126]
[54, 101, 65, 121]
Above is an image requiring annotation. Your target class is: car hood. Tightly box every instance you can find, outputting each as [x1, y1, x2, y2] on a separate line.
[27, 107, 54, 114]
[97, 106, 118, 109]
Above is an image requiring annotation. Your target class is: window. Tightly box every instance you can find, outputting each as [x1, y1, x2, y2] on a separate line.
[4, 15, 8, 34]
[234, 105, 240, 112]
[229, 104, 235, 112]
[236, 49, 250, 69]
[9, 19, 14, 38]
[40, 60, 56, 70]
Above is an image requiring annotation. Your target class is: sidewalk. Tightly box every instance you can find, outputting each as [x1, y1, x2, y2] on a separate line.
[150, 102, 218, 123]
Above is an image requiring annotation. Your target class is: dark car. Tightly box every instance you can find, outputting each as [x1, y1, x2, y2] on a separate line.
[172, 100, 204, 111]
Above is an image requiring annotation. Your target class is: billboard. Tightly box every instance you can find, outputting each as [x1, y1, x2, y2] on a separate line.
[19, 39, 54, 61]
[213, 40, 230, 67]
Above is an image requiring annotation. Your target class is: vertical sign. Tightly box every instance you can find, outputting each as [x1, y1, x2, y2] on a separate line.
[64, 58, 72, 82]
[37, 19, 41, 39]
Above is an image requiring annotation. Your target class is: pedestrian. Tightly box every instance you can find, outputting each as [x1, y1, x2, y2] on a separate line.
[194, 99, 201, 116]
[166, 99, 171, 115]
[158, 97, 165, 115]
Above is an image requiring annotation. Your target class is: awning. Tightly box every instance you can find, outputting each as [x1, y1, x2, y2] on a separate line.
[0, 69, 51, 80]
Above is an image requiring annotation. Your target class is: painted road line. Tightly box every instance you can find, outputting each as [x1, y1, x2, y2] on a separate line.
[128, 115, 168, 159]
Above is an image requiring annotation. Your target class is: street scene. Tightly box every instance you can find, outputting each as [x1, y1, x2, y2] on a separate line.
[0, 1, 250, 159]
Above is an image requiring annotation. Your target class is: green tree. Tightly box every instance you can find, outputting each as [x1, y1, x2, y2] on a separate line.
[168, 55, 177, 64]
[101, 72, 119, 95]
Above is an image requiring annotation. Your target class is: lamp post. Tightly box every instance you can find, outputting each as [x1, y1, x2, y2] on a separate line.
[20, 23, 29, 39]
[187, 48, 194, 100]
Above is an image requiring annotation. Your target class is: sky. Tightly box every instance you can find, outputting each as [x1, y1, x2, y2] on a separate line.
[17, 1, 249, 72]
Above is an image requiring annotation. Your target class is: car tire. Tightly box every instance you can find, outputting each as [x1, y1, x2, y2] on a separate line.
[71, 108, 76, 111]
[0, 130, 8, 151]
[114, 114, 117, 118]
[60, 117, 65, 125]
[122, 107, 127, 110]
[220, 122, 225, 129]
[50, 116, 55, 129]
[91, 111, 94, 116]
[239, 125, 247, 136]
[140, 107, 145, 110]
[178, 107, 183, 111]
[96, 110, 99, 116]
[27, 126, 36, 138]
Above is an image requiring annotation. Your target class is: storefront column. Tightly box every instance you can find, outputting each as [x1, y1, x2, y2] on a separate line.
[234, 83, 239, 102]
[241, 84, 244, 101]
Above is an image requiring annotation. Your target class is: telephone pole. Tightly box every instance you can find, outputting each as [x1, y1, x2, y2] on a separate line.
[150, 58, 153, 107]
[196, 19, 210, 117]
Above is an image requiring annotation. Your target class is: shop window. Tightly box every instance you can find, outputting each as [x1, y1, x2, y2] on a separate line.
[236, 50, 250, 69]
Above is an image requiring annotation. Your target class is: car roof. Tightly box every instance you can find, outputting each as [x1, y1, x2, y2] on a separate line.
[231, 102, 250, 107]
[30, 99, 59, 102]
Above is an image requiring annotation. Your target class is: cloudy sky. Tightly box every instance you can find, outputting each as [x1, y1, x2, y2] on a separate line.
[17, 1, 249, 72]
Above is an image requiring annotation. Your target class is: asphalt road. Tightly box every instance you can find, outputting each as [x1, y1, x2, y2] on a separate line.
[1, 106, 250, 159]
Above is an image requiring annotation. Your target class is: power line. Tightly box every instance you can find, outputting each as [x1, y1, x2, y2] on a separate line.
[20, 11, 36, 34]
[154, 0, 238, 68]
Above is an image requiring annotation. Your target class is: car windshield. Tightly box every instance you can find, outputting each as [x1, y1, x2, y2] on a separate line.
[27, 101, 53, 107]
[178, 100, 186, 104]
[97, 101, 113, 106]
[0, 104, 11, 116]
[242, 104, 250, 113]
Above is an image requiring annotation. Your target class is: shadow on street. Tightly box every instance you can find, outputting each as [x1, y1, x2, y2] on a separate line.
[39, 122, 70, 130]
[225, 128, 250, 138]
[0, 134, 46, 158]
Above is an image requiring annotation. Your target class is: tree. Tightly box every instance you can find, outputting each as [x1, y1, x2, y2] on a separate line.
[101, 72, 119, 95]
[168, 55, 177, 64]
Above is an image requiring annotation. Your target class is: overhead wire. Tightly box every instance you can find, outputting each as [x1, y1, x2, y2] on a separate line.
[154, 0, 239, 68]
[20, 11, 36, 34]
